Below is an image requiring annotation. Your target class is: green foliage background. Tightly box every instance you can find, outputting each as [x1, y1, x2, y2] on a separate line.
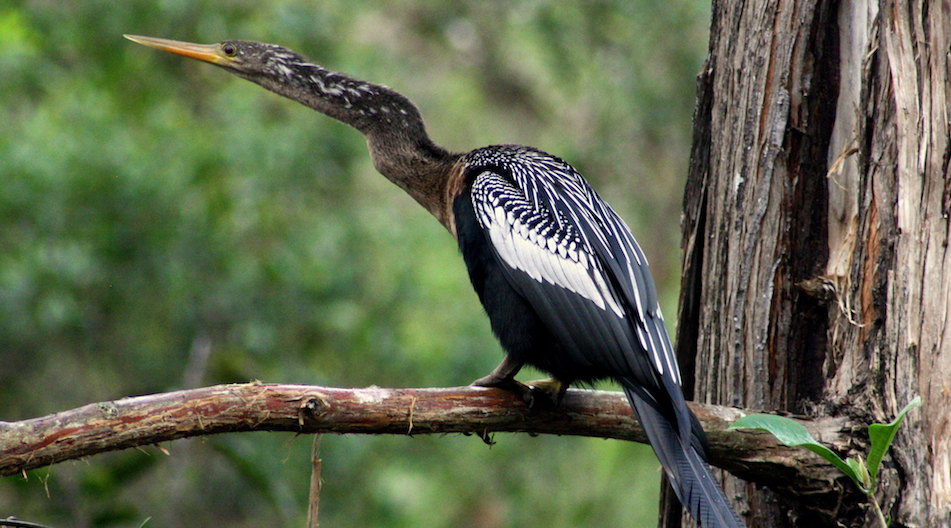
[0, 1, 709, 526]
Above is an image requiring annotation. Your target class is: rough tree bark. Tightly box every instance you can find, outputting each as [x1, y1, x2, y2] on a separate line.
[668, 0, 949, 527]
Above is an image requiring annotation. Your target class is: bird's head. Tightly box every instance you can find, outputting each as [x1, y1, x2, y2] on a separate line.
[124, 34, 306, 83]
[124, 33, 451, 209]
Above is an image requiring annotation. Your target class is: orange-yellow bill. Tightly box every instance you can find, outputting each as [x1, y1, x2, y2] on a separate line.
[123, 34, 233, 66]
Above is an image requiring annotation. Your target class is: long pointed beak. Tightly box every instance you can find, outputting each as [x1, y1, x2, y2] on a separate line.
[124, 34, 234, 66]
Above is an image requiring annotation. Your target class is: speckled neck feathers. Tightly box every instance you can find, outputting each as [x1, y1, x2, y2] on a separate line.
[231, 46, 463, 229]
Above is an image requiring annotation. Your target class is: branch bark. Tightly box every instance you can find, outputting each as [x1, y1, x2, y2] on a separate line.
[1, 383, 851, 499]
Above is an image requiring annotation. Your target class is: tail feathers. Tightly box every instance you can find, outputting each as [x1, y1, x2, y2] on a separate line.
[622, 383, 745, 528]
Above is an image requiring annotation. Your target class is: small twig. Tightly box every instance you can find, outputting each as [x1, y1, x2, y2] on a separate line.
[306, 435, 322, 528]
[0, 518, 54, 528]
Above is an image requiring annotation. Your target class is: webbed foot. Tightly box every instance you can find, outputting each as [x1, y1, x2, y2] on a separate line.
[470, 357, 569, 409]
[471, 356, 538, 405]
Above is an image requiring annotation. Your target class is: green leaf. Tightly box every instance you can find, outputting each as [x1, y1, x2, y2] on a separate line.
[867, 396, 921, 483]
[730, 414, 867, 492]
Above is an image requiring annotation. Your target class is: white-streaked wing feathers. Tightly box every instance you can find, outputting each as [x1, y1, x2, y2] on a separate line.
[473, 172, 624, 317]
[466, 146, 682, 386]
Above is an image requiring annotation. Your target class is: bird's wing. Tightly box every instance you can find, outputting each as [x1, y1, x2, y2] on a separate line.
[470, 162, 684, 409]
[469, 159, 742, 527]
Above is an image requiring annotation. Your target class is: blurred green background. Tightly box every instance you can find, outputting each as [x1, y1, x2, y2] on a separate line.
[0, 1, 709, 526]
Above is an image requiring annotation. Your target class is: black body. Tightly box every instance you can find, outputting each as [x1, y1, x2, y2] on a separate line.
[454, 145, 744, 528]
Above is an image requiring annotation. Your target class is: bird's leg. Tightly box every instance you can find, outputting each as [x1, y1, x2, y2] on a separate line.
[471, 356, 535, 405]
[471, 357, 568, 408]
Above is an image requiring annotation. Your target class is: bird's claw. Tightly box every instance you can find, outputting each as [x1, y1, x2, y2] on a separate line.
[471, 377, 536, 406]
[470, 377, 567, 409]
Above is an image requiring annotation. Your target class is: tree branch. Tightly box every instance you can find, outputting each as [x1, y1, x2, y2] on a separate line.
[0, 383, 852, 498]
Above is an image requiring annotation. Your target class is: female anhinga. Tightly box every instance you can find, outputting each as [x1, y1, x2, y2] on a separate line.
[125, 34, 744, 528]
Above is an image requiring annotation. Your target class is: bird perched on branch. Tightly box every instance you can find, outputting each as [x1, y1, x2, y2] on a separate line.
[125, 34, 744, 528]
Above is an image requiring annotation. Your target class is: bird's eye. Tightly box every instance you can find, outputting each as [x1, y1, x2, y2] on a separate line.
[221, 43, 237, 57]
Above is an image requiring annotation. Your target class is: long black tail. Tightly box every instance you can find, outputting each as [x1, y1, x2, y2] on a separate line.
[620, 381, 744, 528]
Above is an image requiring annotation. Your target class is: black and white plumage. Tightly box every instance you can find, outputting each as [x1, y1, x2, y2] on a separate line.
[455, 145, 742, 528]
[127, 34, 744, 528]
[462, 146, 677, 383]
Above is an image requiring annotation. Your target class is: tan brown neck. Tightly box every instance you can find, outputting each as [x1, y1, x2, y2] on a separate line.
[365, 131, 465, 236]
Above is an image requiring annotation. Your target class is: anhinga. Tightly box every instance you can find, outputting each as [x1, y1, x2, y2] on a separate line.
[125, 34, 744, 528]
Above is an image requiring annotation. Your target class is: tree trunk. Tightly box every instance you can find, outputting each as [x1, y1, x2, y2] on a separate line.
[668, 1, 950, 526]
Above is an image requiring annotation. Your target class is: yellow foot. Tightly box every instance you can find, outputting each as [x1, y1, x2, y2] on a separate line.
[524, 378, 569, 408]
